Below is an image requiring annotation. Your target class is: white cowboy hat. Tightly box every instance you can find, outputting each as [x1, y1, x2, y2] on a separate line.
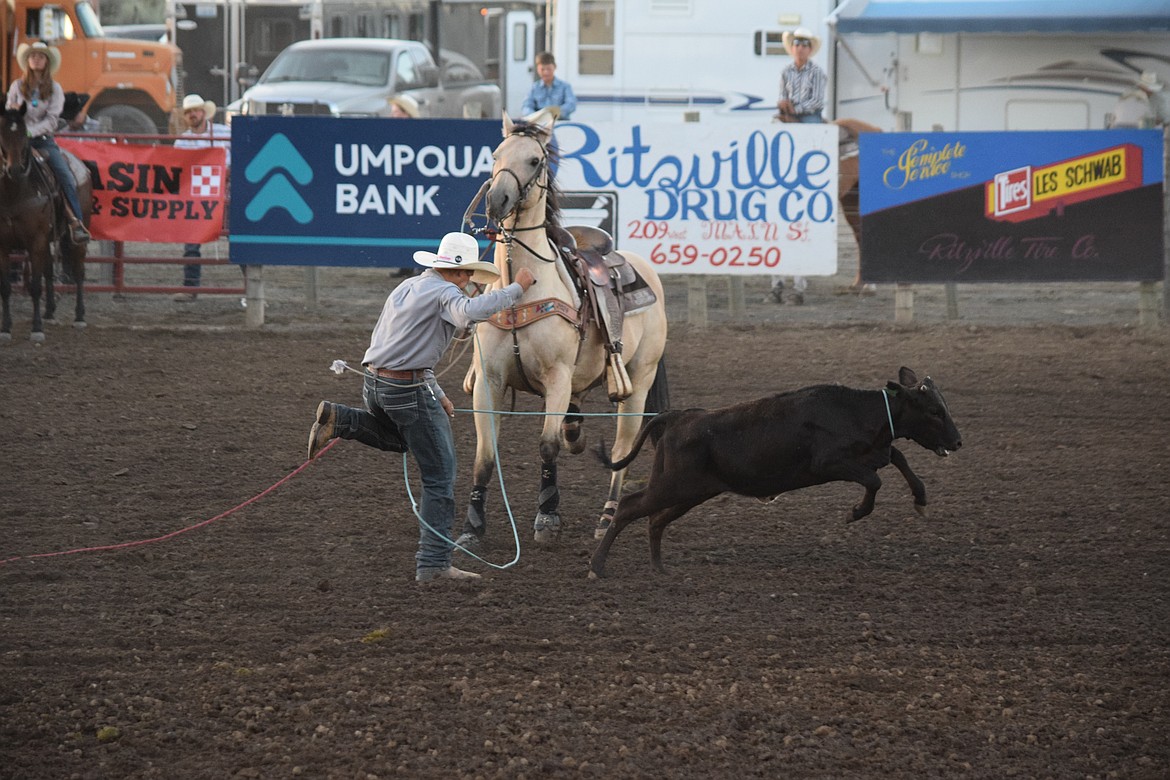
[1138, 71, 1164, 92]
[388, 94, 420, 118]
[782, 28, 821, 58]
[16, 41, 62, 75]
[413, 232, 499, 284]
[181, 94, 217, 118]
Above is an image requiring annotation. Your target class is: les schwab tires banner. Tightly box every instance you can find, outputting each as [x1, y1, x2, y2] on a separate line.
[58, 139, 227, 244]
[858, 129, 1165, 283]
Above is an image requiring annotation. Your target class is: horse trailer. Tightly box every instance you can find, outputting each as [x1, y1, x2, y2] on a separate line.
[167, 0, 541, 115]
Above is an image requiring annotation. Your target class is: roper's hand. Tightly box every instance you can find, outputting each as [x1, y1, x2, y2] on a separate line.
[515, 267, 536, 290]
[441, 396, 456, 419]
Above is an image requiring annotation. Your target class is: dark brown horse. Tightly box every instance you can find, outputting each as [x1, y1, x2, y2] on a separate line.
[0, 104, 90, 342]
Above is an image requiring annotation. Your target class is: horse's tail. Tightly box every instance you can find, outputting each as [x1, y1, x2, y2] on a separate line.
[644, 358, 670, 416]
[594, 410, 682, 472]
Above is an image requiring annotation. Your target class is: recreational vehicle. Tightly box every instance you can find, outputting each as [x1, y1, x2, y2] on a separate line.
[827, 0, 1170, 131]
[548, 0, 838, 125]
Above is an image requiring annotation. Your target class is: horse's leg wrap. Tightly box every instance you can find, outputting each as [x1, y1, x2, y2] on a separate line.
[562, 403, 586, 454]
[595, 499, 619, 539]
[538, 463, 560, 515]
[463, 485, 489, 539]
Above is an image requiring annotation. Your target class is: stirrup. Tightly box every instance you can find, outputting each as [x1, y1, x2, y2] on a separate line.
[605, 352, 633, 402]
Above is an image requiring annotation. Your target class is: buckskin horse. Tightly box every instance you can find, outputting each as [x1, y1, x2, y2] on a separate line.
[457, 113, 669, 548]
[0, 104, 90, 342]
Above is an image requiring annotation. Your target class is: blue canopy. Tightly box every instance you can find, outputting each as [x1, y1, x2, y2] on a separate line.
[831, 0, 1170, 35]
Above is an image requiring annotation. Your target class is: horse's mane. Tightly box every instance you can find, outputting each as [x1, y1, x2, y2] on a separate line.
[506, 120, 563, 233]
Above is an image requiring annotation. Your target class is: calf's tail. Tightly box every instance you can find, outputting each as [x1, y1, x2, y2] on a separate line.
[594, 410, 679, 471]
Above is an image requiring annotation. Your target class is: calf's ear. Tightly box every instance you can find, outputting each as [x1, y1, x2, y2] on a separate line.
[898, 367, 919, 387]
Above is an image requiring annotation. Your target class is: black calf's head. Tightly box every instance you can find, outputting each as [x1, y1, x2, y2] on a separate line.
[888, 367, 962, 456]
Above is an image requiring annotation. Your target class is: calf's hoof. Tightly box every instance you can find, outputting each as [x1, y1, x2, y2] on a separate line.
[0, 332, 11, 342]
[74, 320, 87, 329]
[30, 332, 45, 343]
[587, 568, 603, 580]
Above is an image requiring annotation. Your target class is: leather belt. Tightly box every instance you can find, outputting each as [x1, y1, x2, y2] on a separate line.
[368, 367, 429, 380]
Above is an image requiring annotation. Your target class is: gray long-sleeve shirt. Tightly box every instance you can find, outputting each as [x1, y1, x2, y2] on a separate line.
[6, 80, 64, 138]
[362, 270, 524, 399]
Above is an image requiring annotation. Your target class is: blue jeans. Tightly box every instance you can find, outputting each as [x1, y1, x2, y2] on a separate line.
[334, 375, 456, 572]
[31, 135, 84, 220]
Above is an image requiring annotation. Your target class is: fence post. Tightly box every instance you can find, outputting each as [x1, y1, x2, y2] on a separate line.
[244, 265, 265, 327]
[895, 283, 914, 323]
[727, 275, 745, 318]
[686, 275, 709, 326]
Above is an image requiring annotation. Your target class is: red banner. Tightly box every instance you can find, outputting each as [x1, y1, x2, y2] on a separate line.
[57, 139, 227, 243]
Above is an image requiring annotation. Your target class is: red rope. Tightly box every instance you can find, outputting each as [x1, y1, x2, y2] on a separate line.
[0, 439, 340, 566]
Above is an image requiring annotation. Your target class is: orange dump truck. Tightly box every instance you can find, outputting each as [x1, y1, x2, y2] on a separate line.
[2, 0, 181, 132]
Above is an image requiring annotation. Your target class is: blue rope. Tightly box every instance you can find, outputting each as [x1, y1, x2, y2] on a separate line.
[881, 388, 896, 439]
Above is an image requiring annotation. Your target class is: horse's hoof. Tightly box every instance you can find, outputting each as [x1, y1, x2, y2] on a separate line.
[533, 527, 559, 544]
[533, 513, 561, 544]
[44, 318, 59, 326]
[0, 332, 10, 342]
[594, 519, 611, 540]
[74, 321, 87, 329]
[565, 434, 587, 455]
[587, 569, 602, 580]
[914, 503, 928, 517]
[454, 532, 483, 552]
[29, 332, 45, 343]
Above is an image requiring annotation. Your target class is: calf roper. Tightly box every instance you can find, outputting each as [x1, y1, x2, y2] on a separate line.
[589, 367, 962, 577]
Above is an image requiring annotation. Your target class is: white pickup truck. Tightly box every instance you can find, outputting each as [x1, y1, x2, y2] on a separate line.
[229, 38, 503, 119]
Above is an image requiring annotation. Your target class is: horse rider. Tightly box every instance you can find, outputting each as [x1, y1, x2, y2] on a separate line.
[5, 41, 91, 243]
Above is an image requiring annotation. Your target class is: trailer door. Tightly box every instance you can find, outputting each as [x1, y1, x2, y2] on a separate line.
[486, 8, 535, 116]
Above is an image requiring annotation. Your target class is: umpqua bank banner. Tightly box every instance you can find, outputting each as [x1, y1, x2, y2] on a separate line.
[230, 117, 499, 266]
[552, 121, 839, 276]
[858, 130, 1165, 283]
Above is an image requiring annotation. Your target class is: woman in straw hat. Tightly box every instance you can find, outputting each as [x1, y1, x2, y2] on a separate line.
[5, 41, 90, 242]
[307, 232, 536, 583]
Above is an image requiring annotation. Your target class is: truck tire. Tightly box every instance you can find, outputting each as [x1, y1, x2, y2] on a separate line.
[94, 105, 160, 136]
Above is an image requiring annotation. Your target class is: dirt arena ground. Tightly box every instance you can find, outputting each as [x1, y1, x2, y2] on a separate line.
[2, 251, 1169, 778]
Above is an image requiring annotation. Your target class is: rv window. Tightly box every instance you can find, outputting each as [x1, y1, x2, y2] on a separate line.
[579, 0, 614, 76]
[754, 31, 786, 57]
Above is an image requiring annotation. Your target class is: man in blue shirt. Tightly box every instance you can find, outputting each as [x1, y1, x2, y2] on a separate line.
[521, 52, 577, 120]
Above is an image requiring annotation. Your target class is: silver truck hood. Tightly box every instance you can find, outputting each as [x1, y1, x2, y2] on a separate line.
[235, 81, 390, 116]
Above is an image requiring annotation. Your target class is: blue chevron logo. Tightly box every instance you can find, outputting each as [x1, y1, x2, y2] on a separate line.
[243, 133, 314, 223]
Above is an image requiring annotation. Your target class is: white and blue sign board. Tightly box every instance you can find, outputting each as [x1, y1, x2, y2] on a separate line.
[230, 116, 499, 267]
[230, 117, 839, 275]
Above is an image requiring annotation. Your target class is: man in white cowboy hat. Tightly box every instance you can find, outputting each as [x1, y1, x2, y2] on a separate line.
[771, 28, 827, 304]
[172, 94, 232, 301]
[6, 40, 91, 242]
[1109, 71, 1166, 129]
[306, 232, 536, 583]
[777, 27, 827, 124]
